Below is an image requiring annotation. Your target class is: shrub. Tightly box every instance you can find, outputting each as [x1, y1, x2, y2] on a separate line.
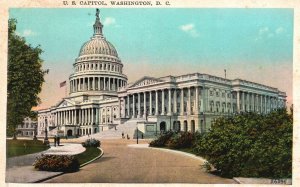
[166, 131, 195, 149]
[82, 138, 101, 147]
[193, 109, 292, 178]
[33, 154, 80, 172]
[149, 131, 174, 147]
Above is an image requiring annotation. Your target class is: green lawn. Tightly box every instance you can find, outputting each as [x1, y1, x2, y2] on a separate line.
[75, 147, 101, 165]
[6, 139, 49, 158]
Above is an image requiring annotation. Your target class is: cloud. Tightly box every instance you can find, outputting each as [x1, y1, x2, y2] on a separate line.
[18, 29, 37, 37]
[103, 17, 116, 26]
[179, 23, 199, 38]
[259, 27, 269, 35]
[255, 26, 285, 41]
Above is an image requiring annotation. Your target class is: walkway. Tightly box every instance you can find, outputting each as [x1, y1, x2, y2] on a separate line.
[44, 139, 236, 183]
[6, 143, 85, 183]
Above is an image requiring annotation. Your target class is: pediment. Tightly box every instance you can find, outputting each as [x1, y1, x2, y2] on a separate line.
[56, 99, 75, 108]
[129, 76, 163, 88]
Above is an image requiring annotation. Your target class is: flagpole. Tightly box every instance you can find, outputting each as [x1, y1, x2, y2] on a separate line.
[65, 84, 67, 97]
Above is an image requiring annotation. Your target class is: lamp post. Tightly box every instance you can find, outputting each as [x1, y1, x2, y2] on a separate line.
[136, 127, 139, 144]
[33, 123, 37, 140]
[44, 118, 49, 145]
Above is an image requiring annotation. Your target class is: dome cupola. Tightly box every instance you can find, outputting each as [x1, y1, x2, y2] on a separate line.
[78, 8, 119, 58]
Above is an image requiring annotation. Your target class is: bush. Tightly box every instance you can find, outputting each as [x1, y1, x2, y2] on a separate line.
[82, 138, 101, 147]
[33, 154, 80, 172]
[166, 131, 195, 149]
[193, 109, 292, 178]
[149, 131, 174, 147]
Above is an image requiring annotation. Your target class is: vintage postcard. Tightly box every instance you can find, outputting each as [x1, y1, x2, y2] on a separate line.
[0, 0, 299, 186]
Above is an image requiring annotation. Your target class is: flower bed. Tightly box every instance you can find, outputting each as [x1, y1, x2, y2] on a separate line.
[33, 154, 80, 172]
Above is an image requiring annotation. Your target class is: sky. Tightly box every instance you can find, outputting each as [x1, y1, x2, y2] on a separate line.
[9, 8, 293, 110]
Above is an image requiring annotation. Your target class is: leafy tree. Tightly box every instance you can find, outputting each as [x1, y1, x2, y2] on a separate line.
[7, 19, 45, 139]
[193, 108, 292, 178]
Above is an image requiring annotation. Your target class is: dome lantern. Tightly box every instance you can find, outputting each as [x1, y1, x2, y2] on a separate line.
[93, 8, 103, 37]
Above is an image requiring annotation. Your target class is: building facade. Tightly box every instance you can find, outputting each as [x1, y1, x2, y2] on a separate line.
[38, 10, 286, 137]
[17, 117, 37, 137]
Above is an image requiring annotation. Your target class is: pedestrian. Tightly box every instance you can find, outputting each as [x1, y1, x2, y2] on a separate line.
[57, 136, 60, 146]
[127, 134, 130, 140]
[54, 135, 57, 147]
[141, 133, 144, 139]
[122, 132, 124, 139]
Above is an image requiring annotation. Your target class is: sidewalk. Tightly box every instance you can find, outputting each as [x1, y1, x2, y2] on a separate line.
[6, 143, 85, 183]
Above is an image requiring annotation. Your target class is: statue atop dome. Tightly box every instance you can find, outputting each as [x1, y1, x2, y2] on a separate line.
[93, 8, 103, 37]
[96, 8, 99, 18]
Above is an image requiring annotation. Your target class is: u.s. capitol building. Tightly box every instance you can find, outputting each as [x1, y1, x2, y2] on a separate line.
[37, 10, 286, 138]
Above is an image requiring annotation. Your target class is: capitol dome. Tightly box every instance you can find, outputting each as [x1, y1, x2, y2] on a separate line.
[69, 9, 127, 99]
[78, 8, 118, 58]
[79, 38, 118, 57]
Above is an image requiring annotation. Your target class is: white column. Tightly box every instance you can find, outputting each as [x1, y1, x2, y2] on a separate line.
[104, 77, 106, 90]
[188, 87, 191, 114]
[173, 89, 177, 114]
[71, 110, 73, 125]
[149, 91, 152, 115]
[195, 86, 199, 114]
[93, 77, 95, 90]
[87, 77, 90, 90]
[127, 95, 130, 117]
[161, 90, 165, 115]
[55, 112, 58, 126]
[155, 90, 159, 115]
[96, 108, 99, 124]
[137, 93, 141, 118]
[237, 91, 240, 113]
[75, 109, 77, 124]
[241, 91, 245, 112]
[98, 77, 100, 90]
[118, 98, 121, 118]
[84, 109, 86, 125]
[168, 89, 172, 115]
[181, 89, 184, 115]
[91, 108, 94, 124]
[143, 92, 146, 117]
[64, 111, 66, 125]
[133, 94, 136, 118]
[79, 110, 81, 125]
[108, 77, 111, 91]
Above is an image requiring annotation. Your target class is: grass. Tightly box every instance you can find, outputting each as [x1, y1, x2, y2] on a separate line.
[7, 139, 49, 158]
[75, 147, 101, 165]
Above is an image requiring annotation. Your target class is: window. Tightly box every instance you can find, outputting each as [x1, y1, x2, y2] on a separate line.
[222, 93, 225, 98]
[210, 91, 213, 96]
[216, 92, 219, 97]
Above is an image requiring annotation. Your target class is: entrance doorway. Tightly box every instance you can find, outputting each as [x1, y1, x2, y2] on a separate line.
[67, 129, 72, 136]
[191, 120, 195, 133]
[160, 121, 166, 132]
[184, 120, 188, 132]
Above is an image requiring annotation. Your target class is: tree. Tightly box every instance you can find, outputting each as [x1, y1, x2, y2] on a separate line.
[193, 108, 292, 178]
[7, 19, 45, 139]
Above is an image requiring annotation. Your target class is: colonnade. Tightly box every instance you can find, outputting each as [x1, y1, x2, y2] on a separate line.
[236, 91, 285, 114]
[70, 77, 126, 93]
[120, 87, 285, 118]
[54, 108, 99, 126]
[75, 62, 122, 74]
[121, 87, 201, 118]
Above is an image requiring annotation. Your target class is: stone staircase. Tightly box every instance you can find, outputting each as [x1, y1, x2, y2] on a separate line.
[80, 119, 145, 140]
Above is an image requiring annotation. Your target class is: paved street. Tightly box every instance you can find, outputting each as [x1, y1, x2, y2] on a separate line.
[44, 139, 236, 183]
[6, 143, 85, 183]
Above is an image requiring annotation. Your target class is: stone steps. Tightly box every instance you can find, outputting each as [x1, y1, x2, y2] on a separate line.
[81, 119, 145, 140]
